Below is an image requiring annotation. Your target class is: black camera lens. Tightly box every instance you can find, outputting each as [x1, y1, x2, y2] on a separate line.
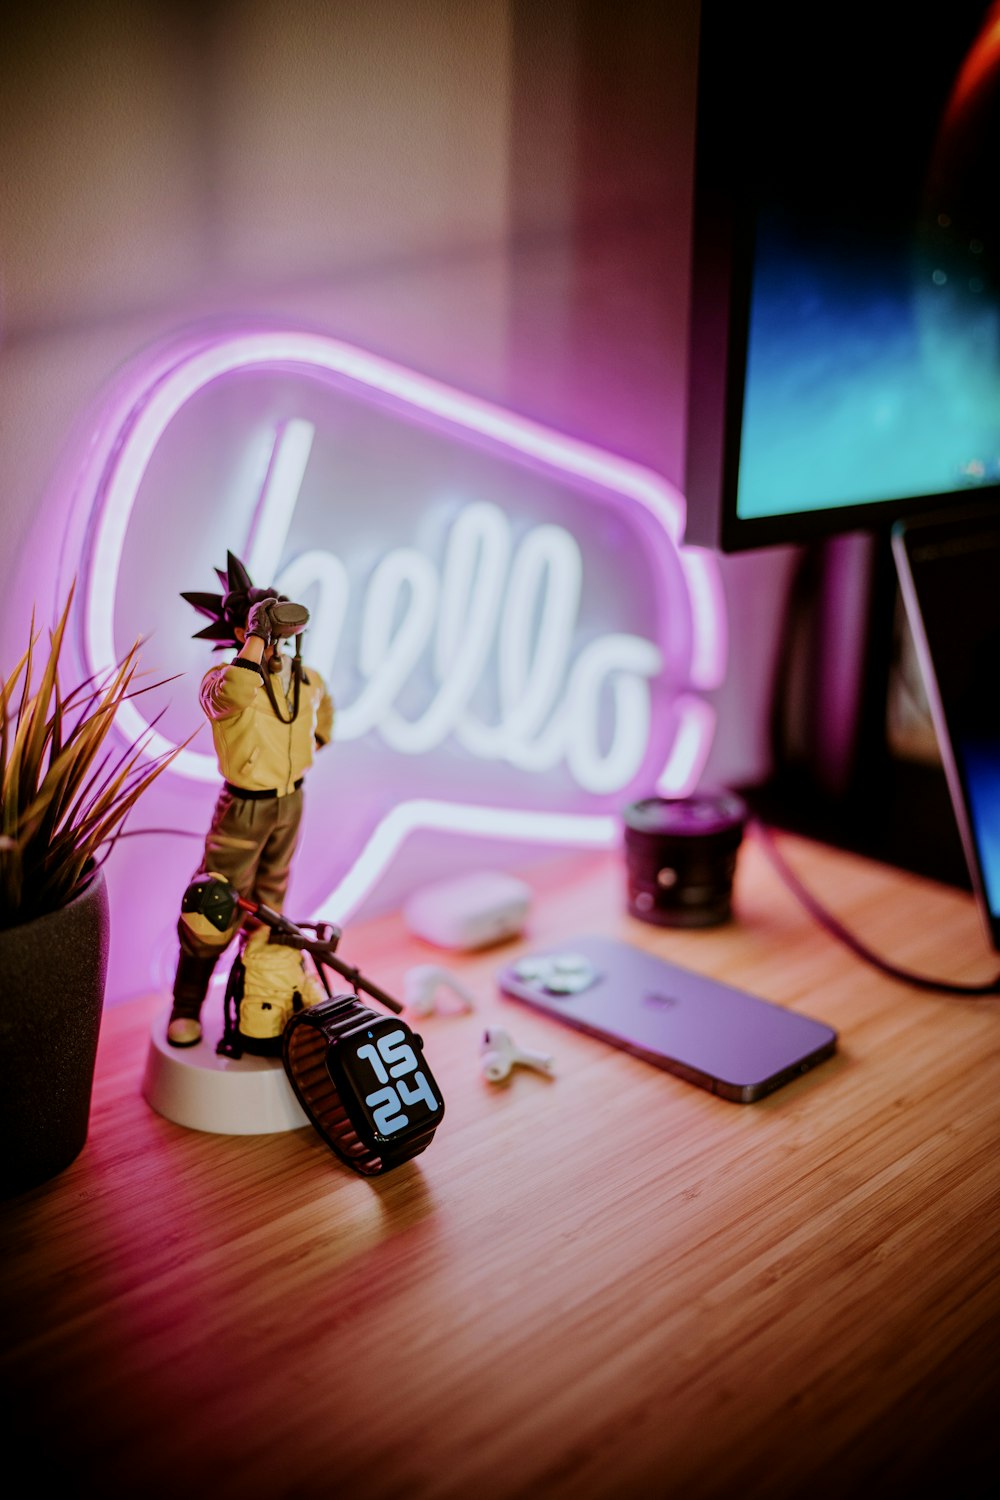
[621, 791, 747, 928]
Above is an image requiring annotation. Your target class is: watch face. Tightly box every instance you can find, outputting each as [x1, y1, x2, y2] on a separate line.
[329, 1017, 444, 1146]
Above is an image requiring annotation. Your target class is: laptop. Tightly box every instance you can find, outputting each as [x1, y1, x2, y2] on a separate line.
[892, 501, 1000, 952]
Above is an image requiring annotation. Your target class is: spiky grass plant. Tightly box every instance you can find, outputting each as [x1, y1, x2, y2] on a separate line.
[1, 583, 182, 927]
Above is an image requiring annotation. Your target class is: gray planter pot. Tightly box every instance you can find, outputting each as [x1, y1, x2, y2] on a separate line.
[0, 867, 110, 1197]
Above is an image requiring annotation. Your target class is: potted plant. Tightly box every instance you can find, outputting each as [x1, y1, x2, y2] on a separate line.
[0, 583, 181, 1196]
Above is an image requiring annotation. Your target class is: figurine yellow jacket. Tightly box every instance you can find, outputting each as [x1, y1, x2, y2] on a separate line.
[199, 658, 334, 795]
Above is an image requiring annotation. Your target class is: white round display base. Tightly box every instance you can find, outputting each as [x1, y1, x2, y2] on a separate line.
[142, 1002, 309, 1136]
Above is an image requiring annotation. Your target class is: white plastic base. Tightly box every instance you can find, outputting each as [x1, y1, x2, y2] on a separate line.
[141, 1001, 309, 1136]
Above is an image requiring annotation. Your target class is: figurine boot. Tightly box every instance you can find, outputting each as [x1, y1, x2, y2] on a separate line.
[167, 952, 220, 1048]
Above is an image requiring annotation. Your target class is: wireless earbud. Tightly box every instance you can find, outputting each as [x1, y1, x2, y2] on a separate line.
[479, 1026, 556, 1083]
[403, 964, 477, 1017]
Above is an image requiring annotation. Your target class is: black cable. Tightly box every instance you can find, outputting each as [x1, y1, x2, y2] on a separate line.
[97, 821, 1000, 997]
[750, 817, 1000, 998]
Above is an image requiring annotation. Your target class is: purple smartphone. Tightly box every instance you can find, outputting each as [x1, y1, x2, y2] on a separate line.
[497, 935, 837, 1103]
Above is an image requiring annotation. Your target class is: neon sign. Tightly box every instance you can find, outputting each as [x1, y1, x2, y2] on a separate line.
[72, 327, 726, 920]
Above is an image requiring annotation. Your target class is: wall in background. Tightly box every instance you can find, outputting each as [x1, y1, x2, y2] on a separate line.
[0, 0, 800, 1002]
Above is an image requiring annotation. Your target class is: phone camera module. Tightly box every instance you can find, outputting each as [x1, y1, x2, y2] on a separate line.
[513, 957, 550, 982]
[543, 971, 594, 996]
[513, 952, 598, 996]
[551, 954, 590, 975]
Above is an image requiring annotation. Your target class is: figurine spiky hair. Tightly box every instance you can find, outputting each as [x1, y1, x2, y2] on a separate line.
[181, 551, 286, 651]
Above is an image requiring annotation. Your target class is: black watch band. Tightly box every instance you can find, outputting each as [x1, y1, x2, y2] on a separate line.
[283, 996, 439, 1177]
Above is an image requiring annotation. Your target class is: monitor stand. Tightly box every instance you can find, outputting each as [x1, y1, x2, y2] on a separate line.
[740, 529, 972, 891]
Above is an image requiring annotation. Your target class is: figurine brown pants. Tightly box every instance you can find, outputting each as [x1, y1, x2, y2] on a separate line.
[177, 784, 304, 959]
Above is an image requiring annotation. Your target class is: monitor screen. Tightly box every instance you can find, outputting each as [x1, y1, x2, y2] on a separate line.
[684, 1, 1000, 552]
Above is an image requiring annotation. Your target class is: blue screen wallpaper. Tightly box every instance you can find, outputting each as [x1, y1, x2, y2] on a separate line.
[733, 3, 999, 523]
[962, 739, 1000, 918]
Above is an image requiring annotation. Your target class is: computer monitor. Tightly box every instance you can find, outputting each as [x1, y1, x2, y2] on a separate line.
[684, 0, 1000, 553]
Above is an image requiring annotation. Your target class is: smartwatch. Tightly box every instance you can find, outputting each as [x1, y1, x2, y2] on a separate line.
[282, 994, 445, 1176]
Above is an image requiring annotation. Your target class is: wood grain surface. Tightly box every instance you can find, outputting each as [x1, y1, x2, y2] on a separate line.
[2, 831, 999, 1499]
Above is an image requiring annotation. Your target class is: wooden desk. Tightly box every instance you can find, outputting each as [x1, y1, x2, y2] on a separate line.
[3, 834, 1000, 1498]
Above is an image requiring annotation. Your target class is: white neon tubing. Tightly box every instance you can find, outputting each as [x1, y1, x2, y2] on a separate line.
[313, 800, 621, 924]
[273, 548, 350, 687]
[247, 418, 317, 583]
[679, 545, 728, 690]
[84, 330, 724, 723]
[498, 523, 582, 744]
[75, 326, 728, 914]
[656, 696, 717, 795]
[564, 634, 663, 793]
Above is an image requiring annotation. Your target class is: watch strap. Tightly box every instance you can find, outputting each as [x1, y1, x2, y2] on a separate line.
[283, 995, 437, 1176]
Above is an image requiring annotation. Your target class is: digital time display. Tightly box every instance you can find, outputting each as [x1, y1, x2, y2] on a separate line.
[336, 1022, 443, 1141]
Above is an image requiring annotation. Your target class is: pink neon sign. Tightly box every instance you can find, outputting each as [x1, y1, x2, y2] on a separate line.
[69, 327, 726, 921]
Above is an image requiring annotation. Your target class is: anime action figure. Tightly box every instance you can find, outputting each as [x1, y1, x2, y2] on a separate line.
[167, 552, 334, 1047]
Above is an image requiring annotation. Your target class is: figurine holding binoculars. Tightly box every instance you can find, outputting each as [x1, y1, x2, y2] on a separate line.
[167, 552, 334, 1048]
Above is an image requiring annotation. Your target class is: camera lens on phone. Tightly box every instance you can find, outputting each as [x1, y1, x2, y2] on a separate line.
[621, 791, 747, 928]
